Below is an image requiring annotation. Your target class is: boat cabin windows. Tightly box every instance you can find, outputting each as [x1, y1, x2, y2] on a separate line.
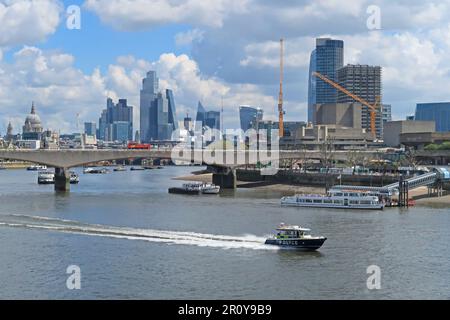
[276, 230, 303, 239]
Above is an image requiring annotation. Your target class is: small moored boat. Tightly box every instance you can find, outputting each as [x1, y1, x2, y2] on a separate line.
[265, 223, 326, 250]
[69, 171, 79, 184]
[83, 167, 108, 174]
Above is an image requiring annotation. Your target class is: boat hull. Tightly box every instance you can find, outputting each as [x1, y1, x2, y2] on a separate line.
[168, 187, 200, 195]
[265, 237, 327, 250]
[38, 179, 54, 185]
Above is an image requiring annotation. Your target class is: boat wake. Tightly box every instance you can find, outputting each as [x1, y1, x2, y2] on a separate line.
[0, 214, 277, 251]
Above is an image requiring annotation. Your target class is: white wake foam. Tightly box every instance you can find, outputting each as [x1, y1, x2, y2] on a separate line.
[0, 214, 277, 251]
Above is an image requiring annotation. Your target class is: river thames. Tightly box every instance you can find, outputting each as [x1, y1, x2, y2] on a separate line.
[0, 166, 449, 299]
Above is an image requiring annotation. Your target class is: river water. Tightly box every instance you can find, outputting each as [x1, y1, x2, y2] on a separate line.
[0, 166, 449, 299]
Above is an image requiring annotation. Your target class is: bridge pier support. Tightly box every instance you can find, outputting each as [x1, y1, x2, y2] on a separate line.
[54, 167, 70, 192]
[208, 166, 237, 189]
[212, 170, 237, 189]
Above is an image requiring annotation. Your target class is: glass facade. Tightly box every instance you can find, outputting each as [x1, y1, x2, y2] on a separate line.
[205, 111, 221, 131]
[97, 98, 133, 141]
[415, 102, 450, 132]
[195, 102, 221, 132]
[112, 121, 130, 142]
[84, 122, 96, 136]
[308, 38, 344, 124]
[307, 49, 316, 123]
[140, 71, 178, 142]
[98, 98, 133, 142]
[239, 106, 263, 132]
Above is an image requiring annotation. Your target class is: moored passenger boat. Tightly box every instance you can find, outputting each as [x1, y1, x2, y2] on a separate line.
[281, 190, 384, 210]
[169, 182, 220, 195]
[37, 171, 54, 184]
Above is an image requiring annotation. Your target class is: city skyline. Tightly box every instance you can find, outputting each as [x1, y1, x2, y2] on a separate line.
[2, 1, 450, 135]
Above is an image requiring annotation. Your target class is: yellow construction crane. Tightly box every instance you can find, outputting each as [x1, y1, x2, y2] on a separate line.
[278, 38, 284, 138]
[313, 71, 381, 138]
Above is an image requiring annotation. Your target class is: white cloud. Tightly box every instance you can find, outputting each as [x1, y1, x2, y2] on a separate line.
[0, 47, 280, 134]
[0, 46, 107, 133]
[0, 0, 62, 47]
[175, 29, 204, 47]
[83, 0, 250, 30]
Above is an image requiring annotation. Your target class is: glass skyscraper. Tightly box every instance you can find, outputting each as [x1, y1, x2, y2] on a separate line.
[84, 122, 96, 136]
[97, 98, 133, 142]
[307, 38, 344, 123]
[239, 106, 263, 132]
[415, 102, 450, 132]
[140, 71, 178, 142]
[195, 102, 221, 131]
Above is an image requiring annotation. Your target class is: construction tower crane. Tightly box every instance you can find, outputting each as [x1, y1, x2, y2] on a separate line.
[313, 71, 381, 138]
[278, 38, 285, 138]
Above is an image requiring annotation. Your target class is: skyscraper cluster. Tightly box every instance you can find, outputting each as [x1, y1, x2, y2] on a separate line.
[308, 38, 389, 138]
[97, 98, 133, 142]
[140, 71, 178, 142]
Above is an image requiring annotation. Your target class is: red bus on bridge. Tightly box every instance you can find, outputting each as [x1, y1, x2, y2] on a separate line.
[127, 143, 151, 150]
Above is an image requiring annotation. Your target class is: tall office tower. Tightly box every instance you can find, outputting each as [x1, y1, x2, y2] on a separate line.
[205, 111, 221, 131]
[97, 109, 107, 140]
[307, 49, 317, 123]
[308, 38, 344, 124]
[415, 102, 450, 132]
[382, 104, 392, 124]
[112, 121, 130, 142]
[140, 71, 178, 142]
[239, 105, 263, 132]
[97, 98, 133, 142]
[195, 101, 206, 132]
[195, 101, 221, 131]
[140, 71, 158, 142]
[166, 89, 178, 132]
[337, 64, 383, 138]
[84, 122, 96, 136]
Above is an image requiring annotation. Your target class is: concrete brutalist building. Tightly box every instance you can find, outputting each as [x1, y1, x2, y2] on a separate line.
[383, 120, 436, 147]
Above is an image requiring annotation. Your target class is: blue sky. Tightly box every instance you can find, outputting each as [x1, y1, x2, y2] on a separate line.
[1, 0, 450, 134]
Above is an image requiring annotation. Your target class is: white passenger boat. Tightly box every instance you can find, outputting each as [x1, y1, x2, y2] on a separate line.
[37, 171, 54, 184]
[168, 182, 220, 195]
[281, 190, 384, 210]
